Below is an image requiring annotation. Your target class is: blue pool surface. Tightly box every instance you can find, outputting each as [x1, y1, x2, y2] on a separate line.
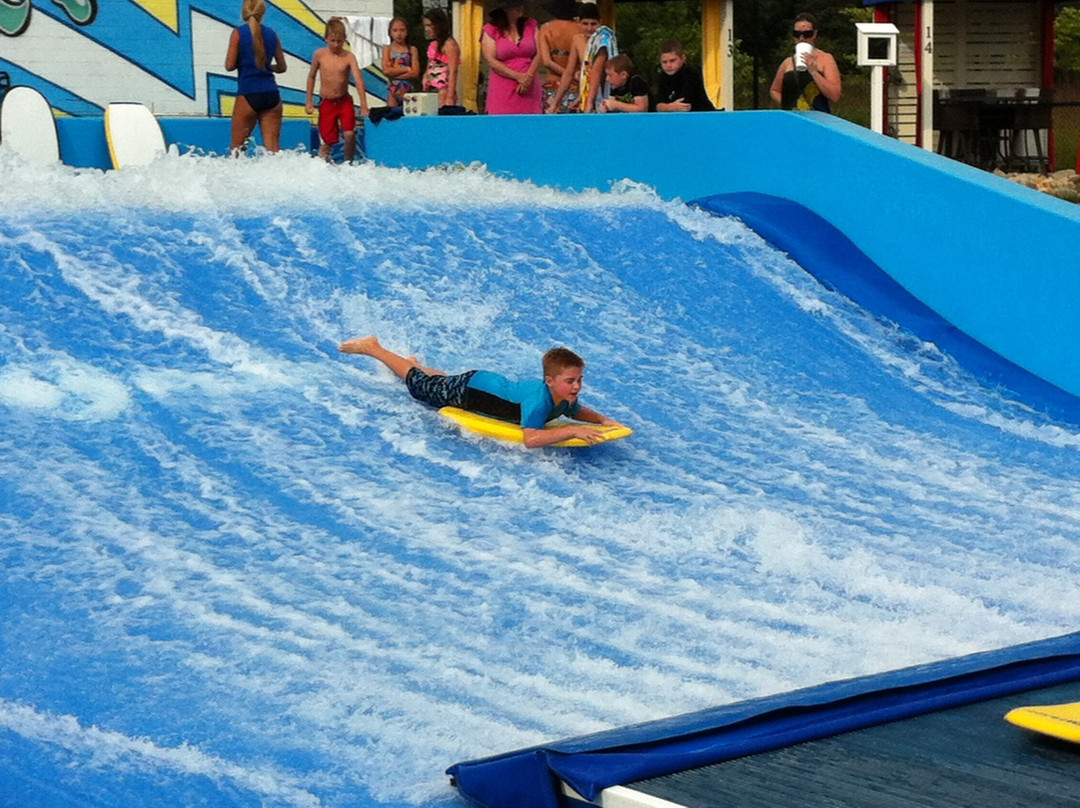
[2, 151, 1080, 808]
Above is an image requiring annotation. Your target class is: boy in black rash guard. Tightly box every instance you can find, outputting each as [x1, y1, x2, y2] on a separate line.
[339, 336, 625, 448]
[654, 40, 716, 112]
[600, 54, 649, 113]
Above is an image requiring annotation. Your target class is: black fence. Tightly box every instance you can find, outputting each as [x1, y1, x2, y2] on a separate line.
[734, 70, 1080, 176]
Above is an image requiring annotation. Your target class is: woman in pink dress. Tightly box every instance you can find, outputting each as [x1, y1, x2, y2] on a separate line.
[480, 1, 542, 114]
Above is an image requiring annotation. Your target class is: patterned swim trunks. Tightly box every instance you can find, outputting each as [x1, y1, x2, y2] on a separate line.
[543, 86, 579, 113]
[405, 368, 477, 408]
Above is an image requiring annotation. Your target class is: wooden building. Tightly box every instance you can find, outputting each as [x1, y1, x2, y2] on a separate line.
[866, 0, 1054, 163]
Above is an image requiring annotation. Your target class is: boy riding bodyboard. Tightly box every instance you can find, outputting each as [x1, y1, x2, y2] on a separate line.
[339, 336, 627, 448]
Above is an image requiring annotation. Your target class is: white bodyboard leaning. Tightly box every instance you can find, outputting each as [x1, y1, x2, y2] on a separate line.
[0, 86, 60, 165]
[105, 102, 166, 169]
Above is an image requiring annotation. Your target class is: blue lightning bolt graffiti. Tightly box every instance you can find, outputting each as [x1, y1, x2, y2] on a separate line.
[1, 0, 325, 99]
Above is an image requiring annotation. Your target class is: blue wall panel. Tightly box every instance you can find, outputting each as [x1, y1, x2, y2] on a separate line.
[56, 116, 314, 166]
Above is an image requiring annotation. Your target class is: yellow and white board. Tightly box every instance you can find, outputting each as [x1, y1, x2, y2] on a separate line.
[439, 407, 632, 448]
[105, 102, 166, 169]
[0, 86, 60, 165]
[1005, 701, 1080, 744]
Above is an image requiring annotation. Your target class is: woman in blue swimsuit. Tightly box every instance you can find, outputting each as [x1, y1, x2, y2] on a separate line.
[225, 0, 288, 153]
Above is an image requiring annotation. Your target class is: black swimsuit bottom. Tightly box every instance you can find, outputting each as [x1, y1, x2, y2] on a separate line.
[245, 91, 281, 113]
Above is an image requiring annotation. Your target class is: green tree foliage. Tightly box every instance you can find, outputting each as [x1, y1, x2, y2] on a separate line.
[735, 1, 868, 78]
[733, 0, 795, 106]
[1057, 5, 1080, 71]
[612, 0, 703, 79]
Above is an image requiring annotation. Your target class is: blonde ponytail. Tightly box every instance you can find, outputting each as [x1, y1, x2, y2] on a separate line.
[242, 0, 267, 70]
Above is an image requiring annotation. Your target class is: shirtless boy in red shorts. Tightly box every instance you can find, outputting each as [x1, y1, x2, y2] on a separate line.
[305, 18, 369, 163]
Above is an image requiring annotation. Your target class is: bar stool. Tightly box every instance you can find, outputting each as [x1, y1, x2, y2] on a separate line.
[1007, 89, 1052, 174]
[934, 92, 980, 166]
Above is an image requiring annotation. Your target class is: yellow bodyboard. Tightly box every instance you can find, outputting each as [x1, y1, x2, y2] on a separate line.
[438, 407, 632, 448]
[1005, 701, 1080, 744]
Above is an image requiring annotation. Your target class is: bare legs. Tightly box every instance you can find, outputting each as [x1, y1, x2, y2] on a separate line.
[230, 96, 258, 154]
[259, 102, 283, 152]
[338, 336, 443, 379]
[230, 96, 283, 155]
[318, 130, 357, 164]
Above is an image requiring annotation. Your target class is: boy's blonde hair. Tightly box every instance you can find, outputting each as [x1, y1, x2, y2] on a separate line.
[543, 347, 585, 378]
[325, 17, 346, 39]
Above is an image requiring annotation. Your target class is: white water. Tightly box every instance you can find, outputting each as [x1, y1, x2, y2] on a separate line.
[2, 149, 1080, 808]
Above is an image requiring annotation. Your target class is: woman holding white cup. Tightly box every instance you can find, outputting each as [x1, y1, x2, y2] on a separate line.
[769, 13, 842, 112]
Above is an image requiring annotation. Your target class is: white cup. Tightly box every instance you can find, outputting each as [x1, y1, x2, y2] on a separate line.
[795, 42, 813, 71]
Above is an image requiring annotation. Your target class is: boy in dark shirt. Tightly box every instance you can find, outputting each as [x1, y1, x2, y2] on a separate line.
[654, 39, 716, 112]
[600, 54, 649, 113]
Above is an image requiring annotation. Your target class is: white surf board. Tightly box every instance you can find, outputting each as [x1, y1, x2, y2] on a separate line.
[105, 102, 166, 169]
[0, 86, 60, 165]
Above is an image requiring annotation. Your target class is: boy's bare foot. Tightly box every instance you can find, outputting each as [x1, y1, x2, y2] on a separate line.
[338, 336, 446, 380]
[338, 336, 379, 354]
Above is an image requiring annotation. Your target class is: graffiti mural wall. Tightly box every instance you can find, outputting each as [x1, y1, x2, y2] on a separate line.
[0, 0, 390, 116]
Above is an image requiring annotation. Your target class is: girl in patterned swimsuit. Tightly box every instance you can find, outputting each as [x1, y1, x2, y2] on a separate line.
[422, 7, 460, 107]
[381, 17, 419, 107]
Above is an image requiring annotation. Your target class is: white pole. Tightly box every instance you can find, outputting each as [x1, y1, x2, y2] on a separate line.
[721, 0, 734, 112]
[870, 65, 885, 134]
[921, 0, 935, 151]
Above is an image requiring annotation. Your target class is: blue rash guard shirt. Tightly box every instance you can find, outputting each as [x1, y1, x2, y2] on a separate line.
[466, 370, 581, 429]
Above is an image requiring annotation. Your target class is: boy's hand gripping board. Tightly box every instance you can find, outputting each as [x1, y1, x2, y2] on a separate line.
[439, 407, 632, 447]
